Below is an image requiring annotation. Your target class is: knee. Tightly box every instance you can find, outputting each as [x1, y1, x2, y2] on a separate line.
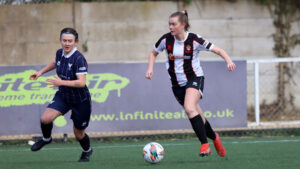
[41, 115, 53, 124]
[184, 105, 198, 118]
[74, 130, 85, 140]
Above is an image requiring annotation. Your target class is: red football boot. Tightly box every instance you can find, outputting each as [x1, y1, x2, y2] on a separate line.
[199, 143, 212, 157]
[213, 133, 226, 157]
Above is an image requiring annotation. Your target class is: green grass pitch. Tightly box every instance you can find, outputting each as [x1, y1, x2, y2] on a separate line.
[0, 137, 300, 169]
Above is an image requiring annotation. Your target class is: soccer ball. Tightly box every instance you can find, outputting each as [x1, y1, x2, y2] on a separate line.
[142, 142, 164, 164]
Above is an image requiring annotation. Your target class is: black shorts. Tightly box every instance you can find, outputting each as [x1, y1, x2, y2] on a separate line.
[48, 92, 92, 130]
[172, 76, 204, 106]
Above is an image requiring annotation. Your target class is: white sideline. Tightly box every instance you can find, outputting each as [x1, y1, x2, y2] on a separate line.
[0, 139, 300, 152]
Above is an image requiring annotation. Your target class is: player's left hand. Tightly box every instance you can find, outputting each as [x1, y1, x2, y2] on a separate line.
[46, 75, 63, 87]
[227, 61, 236, 72]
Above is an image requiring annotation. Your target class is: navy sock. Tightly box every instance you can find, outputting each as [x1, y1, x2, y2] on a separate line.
[79, 134, 91, 152]
[40, 121, 53, 139]
[189, 115, 208, 144]
[205, 120, 216, 140]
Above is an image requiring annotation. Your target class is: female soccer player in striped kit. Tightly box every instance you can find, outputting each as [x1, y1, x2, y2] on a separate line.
[145, 11, 236, 157]
[29, 28, 93, 162]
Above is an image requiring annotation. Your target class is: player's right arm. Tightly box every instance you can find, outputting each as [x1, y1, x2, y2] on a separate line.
[145, 35, 166, 80]
[29, 60, 56, 80]
[145, 50, 159, 80]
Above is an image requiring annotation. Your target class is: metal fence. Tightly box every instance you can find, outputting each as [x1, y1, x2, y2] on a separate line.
[247, 57, 300, 128]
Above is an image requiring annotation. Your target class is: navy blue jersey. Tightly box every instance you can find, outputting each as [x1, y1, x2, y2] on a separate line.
[55, 48, 90, 103]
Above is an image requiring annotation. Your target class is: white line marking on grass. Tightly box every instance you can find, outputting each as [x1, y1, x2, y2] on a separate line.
[228, 139, 300, 144]
[0, 139, 299, 153]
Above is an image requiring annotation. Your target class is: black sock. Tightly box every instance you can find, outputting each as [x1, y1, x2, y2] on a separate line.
[40, 121, 53, 139]
[189, 115, 208, 144]
[205, 120, 216, 140]
[79, 134, 91, 152]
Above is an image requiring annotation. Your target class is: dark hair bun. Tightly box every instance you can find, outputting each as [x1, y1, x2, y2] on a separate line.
[183, 10, 188, 17]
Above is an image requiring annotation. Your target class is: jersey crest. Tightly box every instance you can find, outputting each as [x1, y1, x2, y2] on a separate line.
[68, 63, 73, 70]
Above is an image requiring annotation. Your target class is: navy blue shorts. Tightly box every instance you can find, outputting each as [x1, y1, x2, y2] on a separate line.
[48, 92, 91, 130]
[172, 76, 204, 106]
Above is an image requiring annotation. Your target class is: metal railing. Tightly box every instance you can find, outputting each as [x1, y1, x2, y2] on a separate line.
[247, 57, 300, 126]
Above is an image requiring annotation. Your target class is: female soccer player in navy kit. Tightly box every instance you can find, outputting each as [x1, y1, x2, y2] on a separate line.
[29, 28, 93, 162]
[145, 11, 236, 157]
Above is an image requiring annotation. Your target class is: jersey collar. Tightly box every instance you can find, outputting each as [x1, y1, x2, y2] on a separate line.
[62, 47, 78, 58]
[174, 32, 189, 42]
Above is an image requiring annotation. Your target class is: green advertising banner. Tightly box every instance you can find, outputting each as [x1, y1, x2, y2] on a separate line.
[0, 62, 247, 136]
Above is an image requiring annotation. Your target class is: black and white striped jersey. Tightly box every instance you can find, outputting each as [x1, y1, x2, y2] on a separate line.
[55, 47, 90, 103]
[154, 32, 214, 87]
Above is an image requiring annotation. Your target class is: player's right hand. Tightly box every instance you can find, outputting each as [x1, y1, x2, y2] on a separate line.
[145, 69, 153, 80]
[29, 72, 42, 80]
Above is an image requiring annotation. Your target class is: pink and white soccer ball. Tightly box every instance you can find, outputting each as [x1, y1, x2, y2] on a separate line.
[142, 142, 164, 164]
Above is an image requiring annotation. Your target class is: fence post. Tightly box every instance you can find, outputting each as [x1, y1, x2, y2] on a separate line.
[254, 62, 260, 125]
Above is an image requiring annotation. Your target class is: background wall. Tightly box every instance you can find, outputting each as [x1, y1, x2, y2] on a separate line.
[1, 0, 300, 65]
[0, 0, 300, 108]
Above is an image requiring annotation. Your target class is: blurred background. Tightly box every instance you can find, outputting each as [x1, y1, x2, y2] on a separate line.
[0, 0, 300, 140]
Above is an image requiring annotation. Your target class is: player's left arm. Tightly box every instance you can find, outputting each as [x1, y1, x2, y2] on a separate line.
[46, 74, 86, 88]
[211, 46, 236, 72]
[47, 56, 88, 88]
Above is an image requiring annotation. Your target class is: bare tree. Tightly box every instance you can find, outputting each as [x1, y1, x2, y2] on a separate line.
[256, 0, 300, 117]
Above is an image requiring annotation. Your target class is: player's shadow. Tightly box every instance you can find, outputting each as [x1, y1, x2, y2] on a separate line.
[139, 159, 214, 168]
[139, 155, 230, 168]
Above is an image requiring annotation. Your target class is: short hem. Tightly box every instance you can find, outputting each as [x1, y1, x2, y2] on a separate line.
[47, 105, 67, 115]
[186, 86, 204, 99]
[73, 125, 89, 131]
